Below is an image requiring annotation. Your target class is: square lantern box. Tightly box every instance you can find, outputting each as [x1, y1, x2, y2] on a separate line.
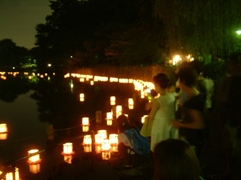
[82, 117, 90, 132]
[106, 112, 113, 126]
[94, 134, 103, 154]
[29, 163, 40, 174]
[109, 134, 118, 152]
[28, 149, 41, 164]
[101, 139, 111, 160]
[83, 135, 92, 153]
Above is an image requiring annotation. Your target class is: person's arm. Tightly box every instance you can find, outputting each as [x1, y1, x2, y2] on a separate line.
[172, 109, 204, 129]
[148, 99, 160, 121]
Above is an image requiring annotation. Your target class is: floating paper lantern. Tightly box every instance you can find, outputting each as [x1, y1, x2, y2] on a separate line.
[110, 96, 116, 106]
[128, 98, 134, 109]
[109, 134, 118, 152]
[63, 142, 74, 155]
[101, 139, 111, 160]
[116, 105, 122, 117]
[106, 112, 113, 126]
[94, 134, 103, 153]
[82, 117, 89, 132]
[83, 135, 92, 152]
[6, 167, 20, 180]
[79, 93, 85, 102]
[0, 123, 7, 133]
[28, 149, 41, 164]
[97, 130, 107, 139]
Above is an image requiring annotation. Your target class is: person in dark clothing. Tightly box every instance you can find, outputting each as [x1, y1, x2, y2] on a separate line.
[172, 65, 205, 158]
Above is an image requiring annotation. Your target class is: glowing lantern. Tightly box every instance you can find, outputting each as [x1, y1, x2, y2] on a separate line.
[101, 139, 111, 160]
[116, 105, 122, 117]
[141, 115, 149, 123]
[0, 133, 7, 140]
[82, 117, 89, 132]
[90, 80, 94, 85]
[0, 123, 8, 133]
[28, 149, 41, 164]
[128, 98, 134, 109]
[109, 134, 118, 152]
[106, 112, 113, 126]
[97, 130, 107, 139]
[79, 93, 85, 102]
[62, 142, 74, 155]
[29, 163, 40, 174]
[110, 96, 116, 106]
[83, 135, 92, 152]
[94, 134, 103, 153]
[6, 167, 20, 180]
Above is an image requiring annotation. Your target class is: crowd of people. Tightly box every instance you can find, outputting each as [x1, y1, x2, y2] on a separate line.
[113, 52, 241, 180]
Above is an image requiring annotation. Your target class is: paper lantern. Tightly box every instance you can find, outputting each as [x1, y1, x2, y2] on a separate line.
[101, 139, 111, 160]
[106, 112, 113, 126]
[63, 142, 74, 155]
[6, 167, 20, 180]
[110, 96, 116, 106]
[83, 135, 92, 152]
[82, 117, 89, 132]
[97, 130, 107, 139]
[109, 134, 118, 152]
[28, 149, 41, 164]
[116, 105, 122, 117]
[79, 93, 85, 102]
[128, 98, 134, 109]
[0, 123, 7, 133]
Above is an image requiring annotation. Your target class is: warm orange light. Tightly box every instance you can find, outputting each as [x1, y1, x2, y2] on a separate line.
[63, 155, 73, 164]
[97, 130, 107, 139]
[128, 98, 134, 109]
[28, 149, 41, 164]
[106, 112, 113, 126]
[6, 167, 20, 180]
[82, 117, 89, 132]
[83, 135, 92, 152]
[63, 142, 74, 154]
[29, 163, 40, 174]
[109, 134, 118, 152]
[79, 93, 85, 102]
[116, 105, 122, 117]
[101, 139, 111, 160]
[0, 123, 8, 133]
[110, 96, 116, 106]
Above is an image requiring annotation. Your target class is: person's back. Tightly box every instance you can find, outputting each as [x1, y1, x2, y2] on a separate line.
[154, 139, 202, 180]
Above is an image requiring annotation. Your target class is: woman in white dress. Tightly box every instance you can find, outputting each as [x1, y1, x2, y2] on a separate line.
[148, 73, 178, 151]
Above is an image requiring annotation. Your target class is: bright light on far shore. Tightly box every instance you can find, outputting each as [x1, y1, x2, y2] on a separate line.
[47, 64, 52, 67]
[236, 30, 241, 35]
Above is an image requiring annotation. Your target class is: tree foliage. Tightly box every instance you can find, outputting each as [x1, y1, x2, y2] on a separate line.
[154, 0, 241, 58]
[0, 39, 28, 68]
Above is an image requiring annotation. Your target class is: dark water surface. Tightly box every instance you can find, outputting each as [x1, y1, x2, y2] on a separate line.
[0, 72, 148, 179]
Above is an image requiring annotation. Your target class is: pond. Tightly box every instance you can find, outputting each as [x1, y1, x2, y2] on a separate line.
[0, 71, 150, 179]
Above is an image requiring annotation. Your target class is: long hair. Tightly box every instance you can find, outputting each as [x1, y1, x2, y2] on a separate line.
[116, 114, 132, 133]
[154, 139, 200, 180]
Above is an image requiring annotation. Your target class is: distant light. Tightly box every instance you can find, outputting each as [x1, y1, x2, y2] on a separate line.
[236, 30, 241, 35]
[47, 64, 52, 67]
[70, 56, 73, 58]
[12, 67, 15, 69]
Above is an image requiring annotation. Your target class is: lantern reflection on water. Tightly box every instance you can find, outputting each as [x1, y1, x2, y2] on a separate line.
[83, 135, 92, 152]
[101, 139, 111, 160]
[29, 163, 40, 174]
[63, 155, 73, 164]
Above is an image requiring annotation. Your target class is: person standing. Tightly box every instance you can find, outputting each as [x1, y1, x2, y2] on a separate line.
[172, 65, 205, 158]
[148, 73, 178, 152]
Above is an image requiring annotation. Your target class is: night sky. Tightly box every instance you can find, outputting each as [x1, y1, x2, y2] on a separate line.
[0, 0, 51, 49]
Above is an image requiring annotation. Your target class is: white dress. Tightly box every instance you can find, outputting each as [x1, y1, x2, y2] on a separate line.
[151, 93, 178, 151]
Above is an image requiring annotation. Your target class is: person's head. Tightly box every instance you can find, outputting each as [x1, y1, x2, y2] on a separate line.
[154, 139, 200, 180]
[178, 65, 198, 88]
[116, 114, 132, 133]
[153, 73, 170, 91]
